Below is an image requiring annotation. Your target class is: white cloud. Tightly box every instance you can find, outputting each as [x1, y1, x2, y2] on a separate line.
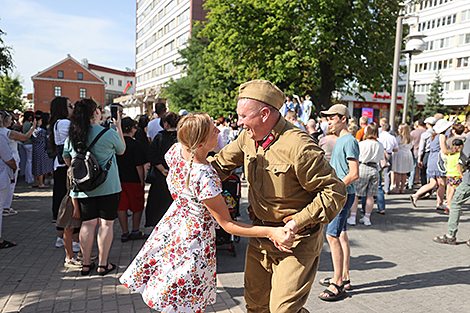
[1, 0, 135, 93]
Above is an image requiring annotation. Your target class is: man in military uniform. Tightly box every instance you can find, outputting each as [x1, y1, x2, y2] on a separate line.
[209, 79, 347, 313]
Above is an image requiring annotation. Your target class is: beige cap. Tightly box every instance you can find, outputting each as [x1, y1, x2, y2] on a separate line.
[238, 80, 285, 110]
[320, 104, 350, 119]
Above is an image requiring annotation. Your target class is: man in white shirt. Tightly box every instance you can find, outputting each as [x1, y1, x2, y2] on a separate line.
[378, 123, 398, 194]
[147, 102, 167, 142]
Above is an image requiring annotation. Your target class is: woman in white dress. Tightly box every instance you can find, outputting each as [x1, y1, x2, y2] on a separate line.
[391, 124, 414, 193]
[120, 113, 294, 313]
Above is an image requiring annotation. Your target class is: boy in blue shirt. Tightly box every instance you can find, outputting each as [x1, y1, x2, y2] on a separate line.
[318, 105, 359, 301]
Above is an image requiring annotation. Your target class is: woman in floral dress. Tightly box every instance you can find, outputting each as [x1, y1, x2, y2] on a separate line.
[120, 113, 294, 313]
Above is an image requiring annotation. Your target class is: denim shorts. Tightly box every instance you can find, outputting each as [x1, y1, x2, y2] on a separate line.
[326, 194, 355, 237]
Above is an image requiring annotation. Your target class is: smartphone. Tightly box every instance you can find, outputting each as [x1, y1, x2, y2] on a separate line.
[111, 105, 118, 120]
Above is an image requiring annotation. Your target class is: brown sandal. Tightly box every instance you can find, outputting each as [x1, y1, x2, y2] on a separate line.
[433, 234, 456, 245]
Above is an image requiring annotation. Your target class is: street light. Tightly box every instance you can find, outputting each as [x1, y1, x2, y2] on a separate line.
[389, 16, 425, 132]
[401, 33, 426, 124]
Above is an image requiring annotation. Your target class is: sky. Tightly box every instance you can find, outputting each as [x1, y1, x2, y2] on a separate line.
[0, 0, 136, 94]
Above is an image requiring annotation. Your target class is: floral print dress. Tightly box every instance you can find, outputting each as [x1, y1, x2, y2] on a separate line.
[120, 143, 222, 313]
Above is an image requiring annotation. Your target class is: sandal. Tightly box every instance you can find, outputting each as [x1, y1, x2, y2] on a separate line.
[410, 195, 417, 208]
[38, 184, 50, 189]
[318, 282, 346, 301]
[129, 231, 149, 240]
[96, 263, 116, 276]
[0, 240, 17, 249]
[319, 278, 352, 290]
[433, 234, 457, 245]
[81, 262, 96, 276]
[2, 208, 18, 217]
[121, 233, 130, 242]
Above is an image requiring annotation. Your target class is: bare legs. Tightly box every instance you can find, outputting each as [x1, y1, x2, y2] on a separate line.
[117, 210, 144, 234]
[63, 228, 75, 260]
[395, 173, 407, 193]
[319, 232, 350, 297]
[412, 177, 446, 207]
[79, 218, 115, 272]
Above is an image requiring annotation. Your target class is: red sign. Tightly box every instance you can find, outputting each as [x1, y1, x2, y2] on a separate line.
[373, 92, 402, 101]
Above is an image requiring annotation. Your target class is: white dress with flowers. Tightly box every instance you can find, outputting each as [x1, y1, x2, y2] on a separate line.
[120, 143, 222, 313]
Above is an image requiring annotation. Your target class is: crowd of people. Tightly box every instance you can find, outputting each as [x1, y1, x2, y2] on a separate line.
[1, 79, 470, 312]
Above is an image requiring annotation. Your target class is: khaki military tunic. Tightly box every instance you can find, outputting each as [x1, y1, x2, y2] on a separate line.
[210, 117, 347, 313]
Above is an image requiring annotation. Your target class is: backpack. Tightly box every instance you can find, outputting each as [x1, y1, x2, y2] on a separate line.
[70, 129, 112, 192]
[458, 150, 470, 172]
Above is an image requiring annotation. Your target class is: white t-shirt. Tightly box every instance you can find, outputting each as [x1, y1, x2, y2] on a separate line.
[378, 131, 398, 153]
[54, 119, 71, 170]
[217, 125, 230, 148]
[358, 140, 385, 164]
[147, 118, 162, 141]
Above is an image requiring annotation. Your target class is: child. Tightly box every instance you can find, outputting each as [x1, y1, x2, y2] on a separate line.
[120, 113, 294, 313]
[442, 138, 465, 213]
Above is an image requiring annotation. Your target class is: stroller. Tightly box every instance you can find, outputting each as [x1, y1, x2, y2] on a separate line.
[215, 174, 241, 256]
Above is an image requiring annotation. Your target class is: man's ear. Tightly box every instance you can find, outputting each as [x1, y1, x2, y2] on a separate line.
[260, 107, 271, 122]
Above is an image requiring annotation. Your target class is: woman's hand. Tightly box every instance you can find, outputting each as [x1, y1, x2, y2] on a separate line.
[269, 227, 295, 253]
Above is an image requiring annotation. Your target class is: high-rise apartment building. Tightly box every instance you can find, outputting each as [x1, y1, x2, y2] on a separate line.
[135, 0, 208, 100]
[405, 0, 470, 113]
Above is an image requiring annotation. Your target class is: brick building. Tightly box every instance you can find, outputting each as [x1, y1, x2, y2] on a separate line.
[31, 55, 105, 112]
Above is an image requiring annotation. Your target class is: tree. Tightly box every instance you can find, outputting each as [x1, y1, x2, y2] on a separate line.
[163, 24, 239, 117]
[0, 74, 24, 111]
[422, 72, 449, 118]
[199, 0, 404, 112]
[0, 27, 15, 75]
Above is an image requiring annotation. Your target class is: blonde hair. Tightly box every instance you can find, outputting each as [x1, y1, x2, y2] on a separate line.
[398, 123, 412, 144]
[177, 112, 212, 188]
[348, 124, 359, 137]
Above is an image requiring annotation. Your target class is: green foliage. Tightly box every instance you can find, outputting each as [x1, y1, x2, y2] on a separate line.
[422, 72, 449, 117]
[0, 27, 15, 75]
[0, 74, 24, 111]
[163, 24, 239, 117]
[200, 0, 403, 112]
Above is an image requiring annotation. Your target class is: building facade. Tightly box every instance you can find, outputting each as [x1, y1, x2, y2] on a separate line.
[405, 0, 470, 115]
[84, 59, 136, 106]
[134, 0, 208, 105]
[31, 55, 105, 112]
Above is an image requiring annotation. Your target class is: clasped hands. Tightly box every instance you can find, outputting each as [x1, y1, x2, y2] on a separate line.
[269, 216, 298, 253]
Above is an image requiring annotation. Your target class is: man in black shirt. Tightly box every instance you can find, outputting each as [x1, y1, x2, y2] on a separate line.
[116, 117, 149, 242]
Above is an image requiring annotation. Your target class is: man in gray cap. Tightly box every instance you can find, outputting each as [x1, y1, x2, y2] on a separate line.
[317, 104, 359, 301]
[209, 79, 346, 312]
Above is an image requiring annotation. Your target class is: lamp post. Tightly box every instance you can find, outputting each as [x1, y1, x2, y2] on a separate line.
[401, 33, 426, 124]
[410, 80, 417, 125]
[389, 14, 425, 132]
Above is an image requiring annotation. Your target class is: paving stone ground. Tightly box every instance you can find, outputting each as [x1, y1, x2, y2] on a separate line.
[1, 177, 469, 312]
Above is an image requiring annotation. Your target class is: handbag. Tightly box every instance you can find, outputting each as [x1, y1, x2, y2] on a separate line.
[145, 166, 158, 184]
[379, 159, 390, 170]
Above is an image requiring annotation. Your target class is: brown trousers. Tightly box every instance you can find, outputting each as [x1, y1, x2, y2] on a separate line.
[244, 226, 323, 313]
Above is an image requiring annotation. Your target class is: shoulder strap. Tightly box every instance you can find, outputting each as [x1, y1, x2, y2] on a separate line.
[86, 128, 109, 152]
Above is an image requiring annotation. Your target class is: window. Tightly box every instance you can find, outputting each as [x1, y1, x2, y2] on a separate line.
[459, 34, 470, 45]
[79, 88, 86, 98]
[166, 0, 175, 13]
[137, 29, 143, 39]
[58, 70, 64, 79]
[455, 80, 470, 90]
[158, 9, 164, 20]
[157, 66, 162, 75]
[109, 78, 114, 85]
[158, 28, 163, 38]
[178, 9, 190, 25]
[118, 80, 122, 87]
[54, 86, 61, 96]
[164, 62, 175, 73]
[164, 41, 174, 53]
[444, 82, 450, 91]
[443, 59, 448, 69]
[178, 32, 190, 47]
[137, 44, 144, 54]
[78, 72, 83, 80]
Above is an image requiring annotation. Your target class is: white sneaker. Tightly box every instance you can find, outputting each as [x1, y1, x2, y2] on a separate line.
[359, 216, 371, 226]
[72, 241, 81, 253]
[347, 216, 356, 226]
[55, 237, 64, 248]
[49, 178, 54, 186]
